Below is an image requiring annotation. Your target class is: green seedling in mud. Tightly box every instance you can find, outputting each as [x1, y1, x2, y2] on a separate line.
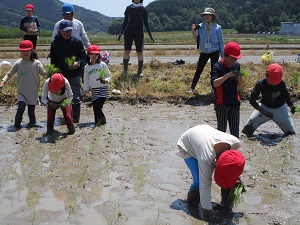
[223, 181, 246, 207]
[60, 98, 72, 108]
[30, 204, 36, 225]
[48, 64, 59, 76]
[68, 192, 77, 219]
[65, 56, 77, 68]
[78, 160, 88, 187]
[156, 206, 161, 225]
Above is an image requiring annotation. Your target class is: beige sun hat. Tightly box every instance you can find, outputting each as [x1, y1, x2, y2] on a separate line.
[201, 7, 217, 20]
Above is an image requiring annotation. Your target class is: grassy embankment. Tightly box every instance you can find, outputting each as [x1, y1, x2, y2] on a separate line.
[0, 30, 300, 105]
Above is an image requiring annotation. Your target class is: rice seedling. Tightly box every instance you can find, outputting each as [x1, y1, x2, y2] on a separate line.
[65, 56, 77, 68]
[68, 191, 77, 219]
[78, 160, 88, 187]
[223, 180, 246, 208]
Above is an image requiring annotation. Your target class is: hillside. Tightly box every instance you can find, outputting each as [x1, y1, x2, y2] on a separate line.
[146, 0, 300, 33]
[0, 0, 115, 33]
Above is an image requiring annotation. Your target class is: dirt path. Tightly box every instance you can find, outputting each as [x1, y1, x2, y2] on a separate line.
[0, 101, 299, 225]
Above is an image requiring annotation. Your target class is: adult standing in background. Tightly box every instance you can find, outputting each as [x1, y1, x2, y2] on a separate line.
[51, 3, 90, 49]
[118, 0, 154, 77]
[20, 4, 40, 49]
[50, 20, 86, 123]
[188, 8, 224, 93]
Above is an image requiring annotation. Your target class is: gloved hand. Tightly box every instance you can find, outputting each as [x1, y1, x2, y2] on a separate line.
[290, 105, 296, 114]
[117, 33, 122, 42]
[149, 34, 154, 43]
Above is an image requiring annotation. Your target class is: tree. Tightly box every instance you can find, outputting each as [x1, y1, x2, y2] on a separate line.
[107, 18, 123, 36]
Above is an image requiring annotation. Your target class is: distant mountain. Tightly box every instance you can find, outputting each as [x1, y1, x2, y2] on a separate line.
[0, 0, 115, 33]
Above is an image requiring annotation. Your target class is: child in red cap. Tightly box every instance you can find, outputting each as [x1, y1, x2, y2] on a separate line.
[177, 124, 245, 211]
[20, 4, 40, 49]
[242, 63, 296, 137]
[82, 45, 111, 126]
[0, 40, 47, 129]
[211, 42, 243, 138]
[41, 73, 75, 134]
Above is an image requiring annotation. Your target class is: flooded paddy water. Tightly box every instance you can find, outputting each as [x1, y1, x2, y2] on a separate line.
[0, 100, 299, 225]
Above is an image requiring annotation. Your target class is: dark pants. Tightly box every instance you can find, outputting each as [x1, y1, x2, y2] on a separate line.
[191, 51, 219, 89]
[23, 35, 37, 49]
[92, 97, 106, 123]
[47, 103, 73, 129]
[124, 28, 144, 52]
[215, 104, 240, 138]
[15, 101, 36, 127]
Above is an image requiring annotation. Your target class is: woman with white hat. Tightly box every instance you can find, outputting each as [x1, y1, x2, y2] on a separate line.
[188, 7, 224, 93]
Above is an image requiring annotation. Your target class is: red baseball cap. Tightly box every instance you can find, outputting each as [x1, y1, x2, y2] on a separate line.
[18, 40, 33, 51]
[224, 42, 243, 59]
[25, 4, 34, 11]
[214, 150, 245, 188]
[267, 63, 283, 85]
[87, 45, 101, 54]
[48, 73, 65, 93]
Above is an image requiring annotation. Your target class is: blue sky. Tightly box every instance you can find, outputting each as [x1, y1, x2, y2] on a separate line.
[65, 0, 155, 17]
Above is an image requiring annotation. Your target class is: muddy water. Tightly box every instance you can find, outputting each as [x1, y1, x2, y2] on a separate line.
[0, 101, 299, 225]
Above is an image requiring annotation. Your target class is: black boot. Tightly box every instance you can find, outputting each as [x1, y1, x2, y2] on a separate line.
[242, 124, 255, 137]
[123, 58, 129, 74]
[14, 115, 22, 129]
[72, 103, 81, 123]
[95, 117, 106, 126]
[68, 124, 75, 134]
[137, 60, 143, 77]
[186, 188, 200, 205]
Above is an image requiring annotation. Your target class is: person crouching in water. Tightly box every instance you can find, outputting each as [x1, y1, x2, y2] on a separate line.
[242, 63, 296, 137]
[82, 45, 111, 126]
[41, 73, 75, 134]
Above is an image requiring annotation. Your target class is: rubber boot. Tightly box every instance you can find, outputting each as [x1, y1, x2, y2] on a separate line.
[123, 58, 129, 74]
[242, 124, 255, 137]
[137, 60, 143, 77]
[67, 124, 75, 134]
[187, 188, 200, 205]
[72, 103, 81, 123]
[95, 117, 106, 127]
[14, 115, 22, 129]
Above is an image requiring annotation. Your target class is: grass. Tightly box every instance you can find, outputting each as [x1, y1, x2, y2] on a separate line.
[1, 32, 300, 105]
[1, 60, 300, 105]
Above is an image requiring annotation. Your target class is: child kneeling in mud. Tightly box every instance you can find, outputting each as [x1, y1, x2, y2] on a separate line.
[41, 73, 75, 134]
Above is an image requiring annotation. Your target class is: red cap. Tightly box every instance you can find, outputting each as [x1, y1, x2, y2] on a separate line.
[224, 42, 243, 59]
[25, 4, 34, 11]
[18, 40, 33, 51]
[48, 73, 65, 93]
[214, 150, 245, 188]
[267, 63, 283, 85]
[87, 45, 101, 54]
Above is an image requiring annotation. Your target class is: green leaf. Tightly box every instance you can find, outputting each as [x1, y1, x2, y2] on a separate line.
[60, 98, 72, 108]
[48, 64, 59, 76]
[65, 56, 77, 68]
[98, 69, 107, 79]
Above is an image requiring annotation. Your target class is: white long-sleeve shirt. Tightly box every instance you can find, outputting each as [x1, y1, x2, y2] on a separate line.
[83, 62, 111, 92]
[52, 18, 90, 48]
[41, 77, 73, 105]
[177, 124, 240, 210]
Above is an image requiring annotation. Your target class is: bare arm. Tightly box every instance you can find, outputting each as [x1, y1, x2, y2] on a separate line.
[213, 71, 235, 88]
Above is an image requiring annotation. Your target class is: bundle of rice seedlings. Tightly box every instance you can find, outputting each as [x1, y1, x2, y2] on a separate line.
[223, 180, 246, 207]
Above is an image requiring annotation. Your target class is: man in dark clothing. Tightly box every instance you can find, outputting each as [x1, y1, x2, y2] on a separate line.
[50, 20, 86, 123]
[118, 0, 154, 77]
